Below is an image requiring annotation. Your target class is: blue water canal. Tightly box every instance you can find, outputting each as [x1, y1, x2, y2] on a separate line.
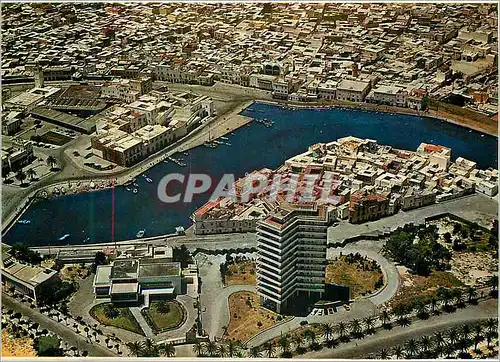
[4, 102, 497, 246]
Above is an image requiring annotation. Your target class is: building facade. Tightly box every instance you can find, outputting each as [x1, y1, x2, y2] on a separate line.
[256, 203, 328, 314]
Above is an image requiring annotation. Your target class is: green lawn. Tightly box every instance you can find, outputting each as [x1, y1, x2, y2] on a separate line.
[142, 300, 186, 333]
[89, 304, 144, 336]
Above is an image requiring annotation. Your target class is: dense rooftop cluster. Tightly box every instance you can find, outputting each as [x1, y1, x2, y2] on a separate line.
[193, 136, 498, 234]
[2, 3, 497, 115]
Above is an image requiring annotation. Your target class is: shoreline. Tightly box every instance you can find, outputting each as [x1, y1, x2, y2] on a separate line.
[256, 99, 497, 137]
[1, 98, 496, 238]
[1, 100, 255, 236]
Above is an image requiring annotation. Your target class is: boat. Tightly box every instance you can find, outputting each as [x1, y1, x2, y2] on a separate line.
[136, 229, 145, 238]
[83, 237, 90, 243]
[163, 160, 169, 164]
[133, 182, 139, 187]
[221, 136, 229, 141]
[175, 226, 185, 235]
[126, 187, 131, 192]
[133, 188, 138, 194]
[17, 220, 31, 225]
[58, 234, 70, 241]
[183, 152, 189, 156]
[145, 177, 153, 183]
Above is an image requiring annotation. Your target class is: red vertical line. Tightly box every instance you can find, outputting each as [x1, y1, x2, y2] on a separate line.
[111, 185, 116, 250]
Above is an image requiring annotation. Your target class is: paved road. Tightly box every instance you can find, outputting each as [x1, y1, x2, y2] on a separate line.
[328, 194, 497, 243]
[2, 293, 115, 357]
[296, 299, 498, 359]
[196, 253, 256, 339]
[245, 299, 378, 348]
[130, 307, 154, 337]
[30, 232, 257, 255]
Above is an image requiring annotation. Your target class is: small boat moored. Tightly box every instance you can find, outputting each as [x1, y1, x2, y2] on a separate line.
[136, 229, 145, 238]
[17, 219, 31, 225]
[58, 234, 70, 241]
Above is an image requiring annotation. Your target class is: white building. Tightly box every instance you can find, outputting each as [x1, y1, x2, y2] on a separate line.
[256, 203, 328, 313]
[335, 79, 371, 102]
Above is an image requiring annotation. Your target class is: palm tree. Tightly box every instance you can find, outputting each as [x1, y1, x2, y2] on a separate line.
[264, 341, 275, 358]
[46, 156, 57, 170]
[429, 296, 438, 314]
[484, 318, 496, 334]
[206, 340, 217, 357]
[433, 331, 446, 356]
[193, 341, 204, 357]
[293, 335, 304, 353]
[419, 335, 433, 357]
[84, 326, 90, 338]
[142, 339, 159, 357]
[461, 324, 472, 343]
[323, 323, 333, 343]
[249, 346, 261, 358]
[304, 329, 317, 348]
[15, 170, 27, 185]
[393, 304, 408, 326]
[466, 286, 477, 304]
[445, 341, 455, 358]
[405, 338, 419, 358]
[156, 300, 170, 314]
[363, 316, 375, 334]
[159, 342, 175, 357]
[217, 342, 228, 357]
[489, 275, 498, 292]
[453, 288, 464, 307]
[349, 319, 362, 337]
[416, 302, 428, 319]
[378, 348, 390, 359]
[392, 345, 404, 359]
[26, 168, 37, 182]
[486, 331, 493, 349]
[127, 341, 143, 357]
[335, 322, 349, 341]
[438, 287, 452, 311]
[447, 327, 459, 347]
[278, 334, 291, 356]
[379, 310, 391, 327]
[473, 332, 483, 352]
[228, 339, 239, 357]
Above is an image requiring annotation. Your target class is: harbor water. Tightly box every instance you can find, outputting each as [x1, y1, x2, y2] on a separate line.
[3, 102, 497, 246]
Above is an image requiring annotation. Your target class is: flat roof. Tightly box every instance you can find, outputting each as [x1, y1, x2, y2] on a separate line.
[111, 282, 139, 294]
[94, 265, 113, 285]
[110, 259, 139, 279]
[138, 261, 181, 278]
[2, 261, 56, 288]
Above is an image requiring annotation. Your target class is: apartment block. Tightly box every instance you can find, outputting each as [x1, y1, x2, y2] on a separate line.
[256, 203, 328, 314]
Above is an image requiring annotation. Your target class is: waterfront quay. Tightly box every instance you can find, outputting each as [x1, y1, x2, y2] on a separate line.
[27, 193, 497, 257]
[1, 99, 255, 236]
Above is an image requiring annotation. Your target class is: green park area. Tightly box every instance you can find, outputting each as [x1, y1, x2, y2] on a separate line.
[141, 300, 186, 333]
[90, 303, 143, 336]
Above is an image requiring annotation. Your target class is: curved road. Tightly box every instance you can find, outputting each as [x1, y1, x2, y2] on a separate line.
[196, 253, 256, 339]
[295, 299, 498, 359]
